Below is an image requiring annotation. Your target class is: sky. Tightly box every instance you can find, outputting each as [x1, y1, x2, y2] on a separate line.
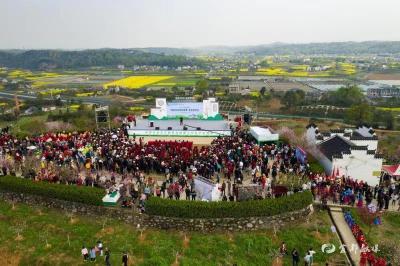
[1, 0, 400, 49]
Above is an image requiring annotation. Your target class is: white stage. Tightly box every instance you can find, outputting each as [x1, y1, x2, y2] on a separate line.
[250, 126, 279, 143]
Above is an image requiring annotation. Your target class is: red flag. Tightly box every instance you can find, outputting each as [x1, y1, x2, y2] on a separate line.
[330, 166, 336, 180]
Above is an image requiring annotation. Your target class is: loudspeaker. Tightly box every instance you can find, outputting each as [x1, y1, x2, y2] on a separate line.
[168, 127, 172, 130]
[155, 127, 160, 130]
[97, 111, 108, 122]
[150, 122, 154, 127]
[243, 114, 252, 124]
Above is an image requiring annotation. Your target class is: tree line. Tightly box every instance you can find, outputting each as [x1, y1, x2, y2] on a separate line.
[0, 49, 206, 69]
[280, 86, 398, 130]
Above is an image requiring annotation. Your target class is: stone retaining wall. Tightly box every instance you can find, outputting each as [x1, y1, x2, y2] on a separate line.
[141, 205, 313, 232]
[0, 191, 313, 232]
[0, 191, 142, 224]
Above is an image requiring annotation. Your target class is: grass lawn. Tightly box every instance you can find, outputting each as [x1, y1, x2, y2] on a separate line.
[0, 200, 346, 265]
[0, 114, 49, 136]
[375, 130, 400, 163]
[348, 209, 400, 264]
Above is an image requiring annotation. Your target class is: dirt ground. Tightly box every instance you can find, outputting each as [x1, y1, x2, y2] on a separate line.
[0, 249, 21, 266]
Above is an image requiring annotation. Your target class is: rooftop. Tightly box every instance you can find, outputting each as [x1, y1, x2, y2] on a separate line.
[317, 135, 354, 161]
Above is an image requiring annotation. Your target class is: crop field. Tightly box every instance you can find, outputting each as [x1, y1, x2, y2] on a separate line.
[1, 69, 127, 89]
[150, 75, 200, 87]
[256, 66, 333, 77]
[377, 107, 400, 112]
[337, 63, 356, 75]
[103, 76, 174, 89]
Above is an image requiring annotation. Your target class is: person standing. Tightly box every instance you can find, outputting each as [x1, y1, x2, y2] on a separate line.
[304, 251, 311, 266]
[221, 181, 226, 197]
[308, 248, 316, 265]
[122, 251, 128, 266]
[384, 192, 390, 210]
[391, 192, 398, 207]
[81, 246, 89, 261]
[97, 240, 103, 256]
[279, 242, 288, 255]
[291, 248, 300, 266]
[191, 189, 197, 201]
[104, 248, 111, 266]
[185, 186, 191, 200]
[89, 247, 96, 262]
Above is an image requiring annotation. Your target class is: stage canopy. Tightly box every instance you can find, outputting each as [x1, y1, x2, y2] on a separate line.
[382, 164, 400, 177]
[250, 126, 279, 143]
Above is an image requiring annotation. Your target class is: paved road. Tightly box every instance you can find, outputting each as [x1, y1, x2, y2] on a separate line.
[0, 91, 113, 105]
[329, 206, 360, 266]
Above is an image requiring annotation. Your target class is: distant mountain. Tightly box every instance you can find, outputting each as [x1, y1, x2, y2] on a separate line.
[243, 41, 400, 55]
[0, 49, 204, 69]
[135, 47, 193, 56]
[1, 41, 400, 70]
[145, 41, 400, 56]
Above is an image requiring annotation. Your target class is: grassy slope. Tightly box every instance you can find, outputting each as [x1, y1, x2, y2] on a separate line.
[0, 200, 345, 266]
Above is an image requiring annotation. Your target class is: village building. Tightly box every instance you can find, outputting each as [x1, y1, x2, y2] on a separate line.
[228, 76, 317, 95]
[367, 86, 400, 98]
[306, 124, 383, 186]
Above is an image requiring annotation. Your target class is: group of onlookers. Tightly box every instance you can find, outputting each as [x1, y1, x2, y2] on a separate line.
[81, 241, 128, 266]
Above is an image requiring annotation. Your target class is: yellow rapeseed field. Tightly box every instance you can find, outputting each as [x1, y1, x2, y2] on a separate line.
[76, 92, 94, 97]
[338, 63, 356, 75]
[103, 76, 173, 89]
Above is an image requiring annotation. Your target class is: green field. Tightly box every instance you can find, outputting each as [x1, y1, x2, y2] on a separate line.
[0, 200, 346, 265]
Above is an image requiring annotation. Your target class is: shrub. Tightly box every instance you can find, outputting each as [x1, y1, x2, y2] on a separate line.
[146, 191, 313, 218]
[0, 176, 104, 206]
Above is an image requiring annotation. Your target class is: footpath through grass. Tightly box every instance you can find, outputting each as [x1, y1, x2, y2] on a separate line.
[0, 200, 346, 266]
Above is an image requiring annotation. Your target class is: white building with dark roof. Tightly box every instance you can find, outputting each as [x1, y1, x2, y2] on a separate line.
[306, 124, 383, 186]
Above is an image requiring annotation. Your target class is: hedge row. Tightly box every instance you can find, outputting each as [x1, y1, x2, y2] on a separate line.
[146, 191, 313, 218]
[0, 176, 104, 206]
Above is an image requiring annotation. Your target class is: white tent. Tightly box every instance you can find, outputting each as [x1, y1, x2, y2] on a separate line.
[250, 126, 279, 143]
[194, 176, 221, 201]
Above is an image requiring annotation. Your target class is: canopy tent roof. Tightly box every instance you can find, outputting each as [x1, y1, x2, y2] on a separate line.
[382, 164, 400, 176]
[249, 126, 279, 142]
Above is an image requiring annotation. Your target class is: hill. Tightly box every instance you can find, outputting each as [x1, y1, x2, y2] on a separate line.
[0, 49, 204, 69]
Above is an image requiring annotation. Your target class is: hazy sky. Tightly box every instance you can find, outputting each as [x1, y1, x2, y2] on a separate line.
[1, 0, 399, 49]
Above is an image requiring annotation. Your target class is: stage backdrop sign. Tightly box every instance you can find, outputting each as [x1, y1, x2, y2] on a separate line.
[167, 102, 203, 118]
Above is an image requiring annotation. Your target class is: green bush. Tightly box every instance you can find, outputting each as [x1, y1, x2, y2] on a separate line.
[0, 176, 104, 206]
[146, 191, 313, 218]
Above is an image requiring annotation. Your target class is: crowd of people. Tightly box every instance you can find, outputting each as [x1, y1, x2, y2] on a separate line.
[0, 125, 311, 207]
[1, 122, 399, 266]
[310, 174, 400, 212]
[81, 240, 128, 266]
[1, 123, 398, 212]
